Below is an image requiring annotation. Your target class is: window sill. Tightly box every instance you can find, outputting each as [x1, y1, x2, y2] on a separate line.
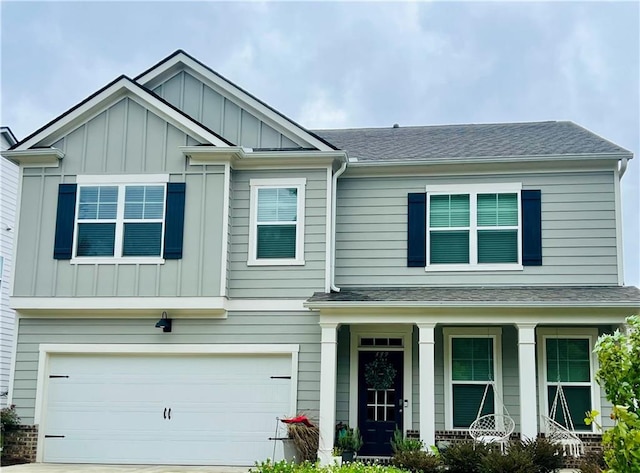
[247, 258, 305, 267]
[70, 257, 165, 265]
[425, 263, 523, 272]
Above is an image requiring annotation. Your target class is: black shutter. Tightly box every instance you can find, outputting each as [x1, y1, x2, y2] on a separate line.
[53, 184, 77, 260]
[522, 189, 542, 266]
[407, 193, 427, 267]
[163, 182, 186, 259]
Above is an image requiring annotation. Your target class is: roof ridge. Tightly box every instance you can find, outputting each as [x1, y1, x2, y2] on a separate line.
[312, 120, 563, 133]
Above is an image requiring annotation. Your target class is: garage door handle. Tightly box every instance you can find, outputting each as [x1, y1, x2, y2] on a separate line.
[168, 408, 171, 420]
[163, 408, 167, 419]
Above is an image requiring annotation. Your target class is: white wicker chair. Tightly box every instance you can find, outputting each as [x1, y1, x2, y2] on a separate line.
[469, 413, 515, 452]
[542, 415, 584, 457]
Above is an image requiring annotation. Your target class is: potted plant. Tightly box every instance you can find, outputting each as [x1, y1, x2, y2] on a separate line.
[338, 427, 363, 462]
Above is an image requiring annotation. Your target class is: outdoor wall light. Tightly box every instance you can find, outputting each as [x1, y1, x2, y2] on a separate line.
[155, 311, 172, 332]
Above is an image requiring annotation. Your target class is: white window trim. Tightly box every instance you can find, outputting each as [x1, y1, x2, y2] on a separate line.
[426, 182, 523, 272]
[536, 327, 601, 433]
[248, 178, 306, 266]
[443, 327, 503, 430]
[71, 174, 169, 265]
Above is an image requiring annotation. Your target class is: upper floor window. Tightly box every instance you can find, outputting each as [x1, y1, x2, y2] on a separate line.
[248, 178, 306, 266]
[76, 184, 165, 258]
[53, 174, 186, 264]
[426, 183, 522, 271]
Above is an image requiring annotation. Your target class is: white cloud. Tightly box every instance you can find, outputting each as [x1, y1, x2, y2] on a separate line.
[298, 88, 349, 129]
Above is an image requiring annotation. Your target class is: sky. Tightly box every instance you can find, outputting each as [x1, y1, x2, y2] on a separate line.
[1, 1, 639, 286]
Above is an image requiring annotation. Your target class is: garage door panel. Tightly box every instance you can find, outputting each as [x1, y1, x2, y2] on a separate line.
[43, 352, 293, 465]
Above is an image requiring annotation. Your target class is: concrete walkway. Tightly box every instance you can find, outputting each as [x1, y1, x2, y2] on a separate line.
[1, 465, 251, 472]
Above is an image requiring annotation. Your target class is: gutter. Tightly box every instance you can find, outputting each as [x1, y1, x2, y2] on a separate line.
[618, 157, 629, 178]
[330, 158, 349, 293]
[304, 300, 640, 309]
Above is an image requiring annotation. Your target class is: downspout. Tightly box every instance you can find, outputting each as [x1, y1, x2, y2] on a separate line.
[618, 157, 628, 178]
[330, 158, 348, 292]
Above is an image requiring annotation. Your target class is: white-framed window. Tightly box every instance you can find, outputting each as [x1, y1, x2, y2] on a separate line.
[537, 328, 600, 432]
[426, 183, 522, 271]
[443, 327, 503, 429]
[72, 174, 169, 264]
[248, 178, 306, 266]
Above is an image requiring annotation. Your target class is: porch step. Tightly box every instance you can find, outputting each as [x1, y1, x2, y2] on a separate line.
[355, 456, 392, 465]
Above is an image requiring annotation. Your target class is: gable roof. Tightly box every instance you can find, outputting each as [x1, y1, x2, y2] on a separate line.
[313, 121, 632, 162]
[10, 75, 233, 151]
[135, 50, 338, 152]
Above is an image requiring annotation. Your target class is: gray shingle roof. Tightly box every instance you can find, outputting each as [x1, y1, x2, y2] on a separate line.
[306, 286, 640, 306]
[312, 121, 631, 162]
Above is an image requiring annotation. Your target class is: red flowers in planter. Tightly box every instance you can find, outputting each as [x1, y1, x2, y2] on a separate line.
[281, 415, 315, 427]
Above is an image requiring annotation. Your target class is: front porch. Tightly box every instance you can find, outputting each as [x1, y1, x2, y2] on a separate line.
[306, 286, 640, 464]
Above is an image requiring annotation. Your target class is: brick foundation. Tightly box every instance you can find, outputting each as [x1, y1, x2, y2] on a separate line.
[1, 425, 38, 465]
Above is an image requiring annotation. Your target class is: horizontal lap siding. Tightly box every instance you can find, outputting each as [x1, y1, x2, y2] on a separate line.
[14, 98, 226, 298]
[13, 313, 321, 423]
[335, 172, 618, 286]
[228, 169, 327, 298]
[1, 156, 18, 406]
[153, 71, 305, 149]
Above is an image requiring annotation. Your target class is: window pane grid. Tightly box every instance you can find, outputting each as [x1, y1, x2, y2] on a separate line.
[252, 184, 301, 261]
[366, 388, 396, 422]
[75, 183, 166, 259]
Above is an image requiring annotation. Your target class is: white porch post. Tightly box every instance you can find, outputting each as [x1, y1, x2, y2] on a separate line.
[318, 323, 338, 465]
[517, 323, 538, 440]
[418, 323, 436, 448]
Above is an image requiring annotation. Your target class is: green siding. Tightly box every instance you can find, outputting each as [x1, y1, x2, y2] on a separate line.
[335, 171, 618, 286]
[13, 98, 227, 298]
[153, 71, 307, 149]
[228, 169, 327, 298]
[13, 313, 321, 423]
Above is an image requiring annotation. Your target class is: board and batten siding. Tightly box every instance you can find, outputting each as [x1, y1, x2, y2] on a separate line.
[1, 151, 19, 406]
[335, 171, 618, 286]
[228, 169, 328, 299]
[12, 312, 321, 423]
[152, 70, 303, 149]
[13, 97, 227, 298]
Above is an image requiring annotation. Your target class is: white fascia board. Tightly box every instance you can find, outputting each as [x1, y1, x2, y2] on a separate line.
[137, 53, 334, 151]
[13, 78, 229, 151]
[182, 146, 346, 168]
[11, 297, 309, 315]
[1, 148, 64, 167]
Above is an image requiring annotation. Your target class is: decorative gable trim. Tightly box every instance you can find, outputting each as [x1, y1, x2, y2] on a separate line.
[135, 50, 337, 152]
[11, 76, 232, 151]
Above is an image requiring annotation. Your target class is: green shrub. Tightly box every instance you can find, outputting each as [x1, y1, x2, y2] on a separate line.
[1, 405, 20, 431]
[519, 437, 563, 473]
[578, 450, 606, 473]
[479, 446, 535, 473]
[390, 429, 424, 453]
[251, 460, 410, 473]
[440, 441, 488, 473]
[390, 450, 441, 473]
[251, 459, 302, 473]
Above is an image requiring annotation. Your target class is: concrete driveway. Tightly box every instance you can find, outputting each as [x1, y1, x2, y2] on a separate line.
[1, 465, 250, 473]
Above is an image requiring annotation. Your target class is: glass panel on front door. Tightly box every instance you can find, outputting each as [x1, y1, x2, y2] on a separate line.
[366, 388, 396, 421]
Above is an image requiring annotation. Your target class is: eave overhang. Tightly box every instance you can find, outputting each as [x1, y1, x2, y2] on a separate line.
[1, 148, 64, 167]
[181, 146, 347, 168]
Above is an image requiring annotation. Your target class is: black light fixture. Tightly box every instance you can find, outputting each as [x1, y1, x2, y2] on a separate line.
[155, 311, 172, 332]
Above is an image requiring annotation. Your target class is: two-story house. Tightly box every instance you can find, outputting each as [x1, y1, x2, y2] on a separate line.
[3, 50, 639, 466]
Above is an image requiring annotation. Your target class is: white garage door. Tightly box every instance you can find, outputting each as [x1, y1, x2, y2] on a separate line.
[42, 353, 292, 465]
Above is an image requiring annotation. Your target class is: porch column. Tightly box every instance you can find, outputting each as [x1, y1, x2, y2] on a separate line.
[517, 323, 538, 440]
[418, 323, 436, 448]
[318, 323, 338, 465]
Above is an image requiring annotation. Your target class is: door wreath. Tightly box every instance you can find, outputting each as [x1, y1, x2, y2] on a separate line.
[364, 352, 397, 390]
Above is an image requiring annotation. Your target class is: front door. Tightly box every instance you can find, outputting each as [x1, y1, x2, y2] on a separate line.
[358, 350, 403, 456]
